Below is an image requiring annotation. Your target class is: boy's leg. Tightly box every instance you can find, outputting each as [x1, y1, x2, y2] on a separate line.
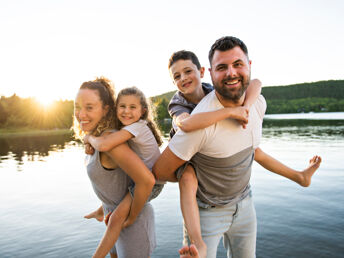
[179, 165, 207, 258]
[223, 193, 257, 258]
[298, 155, 322, 187]
[179, 244, 200, 258]
[93, 193, 132, 258]
[84, 204, 104, 222]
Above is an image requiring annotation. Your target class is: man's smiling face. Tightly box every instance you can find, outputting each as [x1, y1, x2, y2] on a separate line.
[209, 46, 251, 103]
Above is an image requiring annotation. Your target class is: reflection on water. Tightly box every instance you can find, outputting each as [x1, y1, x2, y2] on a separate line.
[0, 118, 343, 257]
[1, 119, 342, 170]
[0, 133, 74, 167]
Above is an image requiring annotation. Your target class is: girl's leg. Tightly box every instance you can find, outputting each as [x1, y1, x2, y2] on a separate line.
[179, 165, 207, 258]
[93, 193, 132, 258]
[84, 205, 104, 222]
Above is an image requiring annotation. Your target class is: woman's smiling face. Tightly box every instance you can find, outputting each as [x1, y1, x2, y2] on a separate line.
[74, 89, 109, 133]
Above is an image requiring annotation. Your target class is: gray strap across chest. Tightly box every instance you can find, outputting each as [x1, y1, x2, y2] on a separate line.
[191, 146, 254, 207]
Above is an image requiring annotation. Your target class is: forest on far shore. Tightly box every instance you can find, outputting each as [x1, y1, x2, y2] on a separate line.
[1, 80, 343, 131]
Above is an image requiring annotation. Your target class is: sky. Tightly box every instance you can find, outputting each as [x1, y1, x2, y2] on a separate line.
[0, 0, 343, 104]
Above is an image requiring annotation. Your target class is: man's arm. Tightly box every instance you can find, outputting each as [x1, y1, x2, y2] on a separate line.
[153, 146, 186, 182]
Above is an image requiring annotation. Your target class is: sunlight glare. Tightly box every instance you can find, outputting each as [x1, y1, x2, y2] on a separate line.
[35, 96, 55, 109]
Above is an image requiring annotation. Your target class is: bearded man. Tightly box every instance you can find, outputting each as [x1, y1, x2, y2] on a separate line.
[154, 36, 266, 258]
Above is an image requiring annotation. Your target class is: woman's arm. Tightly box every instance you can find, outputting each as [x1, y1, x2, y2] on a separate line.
[84, 130, 133, 152]
[243, 78, 262, 109]
[254, 147, 321, 187]
[105, 143, 155, 225]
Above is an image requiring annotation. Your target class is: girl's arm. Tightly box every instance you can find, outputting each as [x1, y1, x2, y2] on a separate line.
[175, 79, 261, 132]
[243, 78, 262, 109]
[254, 147, 321, 187]
[84, 129, 133, 152]
[105, 143, 155, 225]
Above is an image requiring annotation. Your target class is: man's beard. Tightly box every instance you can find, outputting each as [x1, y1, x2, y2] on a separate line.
[213, 75, 250, 102]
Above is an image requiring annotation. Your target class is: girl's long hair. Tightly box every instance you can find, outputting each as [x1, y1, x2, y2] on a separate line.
[73, 77, 116, 140]
[115, 87, 163, 146]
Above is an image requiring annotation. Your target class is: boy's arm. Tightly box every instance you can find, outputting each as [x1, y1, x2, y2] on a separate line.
[84, 130, 133, 152]
[254, 147, 321, 187]
[175, 106, 249, 132]
[243, 79, 262, 109]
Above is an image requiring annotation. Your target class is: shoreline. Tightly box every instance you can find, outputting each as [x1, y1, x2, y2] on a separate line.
[0, 128, 72, 137]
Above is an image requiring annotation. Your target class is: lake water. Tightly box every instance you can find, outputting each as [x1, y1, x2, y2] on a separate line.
[0, 113, 344, 258]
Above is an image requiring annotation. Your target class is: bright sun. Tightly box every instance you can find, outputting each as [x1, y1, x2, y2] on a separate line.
[35, 96, 55, 108]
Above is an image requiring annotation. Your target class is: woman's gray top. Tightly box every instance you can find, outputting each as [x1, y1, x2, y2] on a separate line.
[86, 149, 156, 257]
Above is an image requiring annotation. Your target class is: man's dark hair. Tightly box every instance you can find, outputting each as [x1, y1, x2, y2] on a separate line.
[208, 36, 248, 65]
[168, 50, 201, 70]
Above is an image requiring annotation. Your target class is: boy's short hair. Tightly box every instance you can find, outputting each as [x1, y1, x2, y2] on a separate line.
[208, 36, 249, 65]
[168, 50, 201, 70]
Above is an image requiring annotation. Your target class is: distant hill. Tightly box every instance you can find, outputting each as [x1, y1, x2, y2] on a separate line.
[151, 79, 344, 115]
[151, 90, 176, 103]
[261, 80, 344, 100]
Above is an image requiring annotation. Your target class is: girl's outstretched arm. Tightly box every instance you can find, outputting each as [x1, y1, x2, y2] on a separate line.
[254, 147, 322, 187]
[84, 130, 133, 152]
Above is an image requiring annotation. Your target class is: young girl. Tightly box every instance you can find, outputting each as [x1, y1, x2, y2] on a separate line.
[74, 78, 156, 258]
[83, 86, 164, 258]
[156, 50, 321, 258]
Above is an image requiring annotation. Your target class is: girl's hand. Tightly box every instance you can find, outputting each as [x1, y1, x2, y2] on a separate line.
[85, 143, 95, 155]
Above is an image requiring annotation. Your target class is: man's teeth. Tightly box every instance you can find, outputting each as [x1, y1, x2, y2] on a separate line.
[225, 80, 239, 85]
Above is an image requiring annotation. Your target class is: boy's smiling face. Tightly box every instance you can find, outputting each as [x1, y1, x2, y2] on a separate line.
[170, 59, 205, 96]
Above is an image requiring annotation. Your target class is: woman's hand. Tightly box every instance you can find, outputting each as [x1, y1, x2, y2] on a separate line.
[122, 217, 135, 228]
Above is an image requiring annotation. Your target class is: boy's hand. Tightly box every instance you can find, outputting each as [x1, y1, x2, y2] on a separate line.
[85, 143, 95, 155]
[230, 106, 249, 128]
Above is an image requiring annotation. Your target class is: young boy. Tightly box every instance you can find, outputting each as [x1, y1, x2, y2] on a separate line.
[167, 50, 321, 258]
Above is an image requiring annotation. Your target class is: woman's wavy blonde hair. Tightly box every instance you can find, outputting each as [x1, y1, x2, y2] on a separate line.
[73, 77, 116, 140]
